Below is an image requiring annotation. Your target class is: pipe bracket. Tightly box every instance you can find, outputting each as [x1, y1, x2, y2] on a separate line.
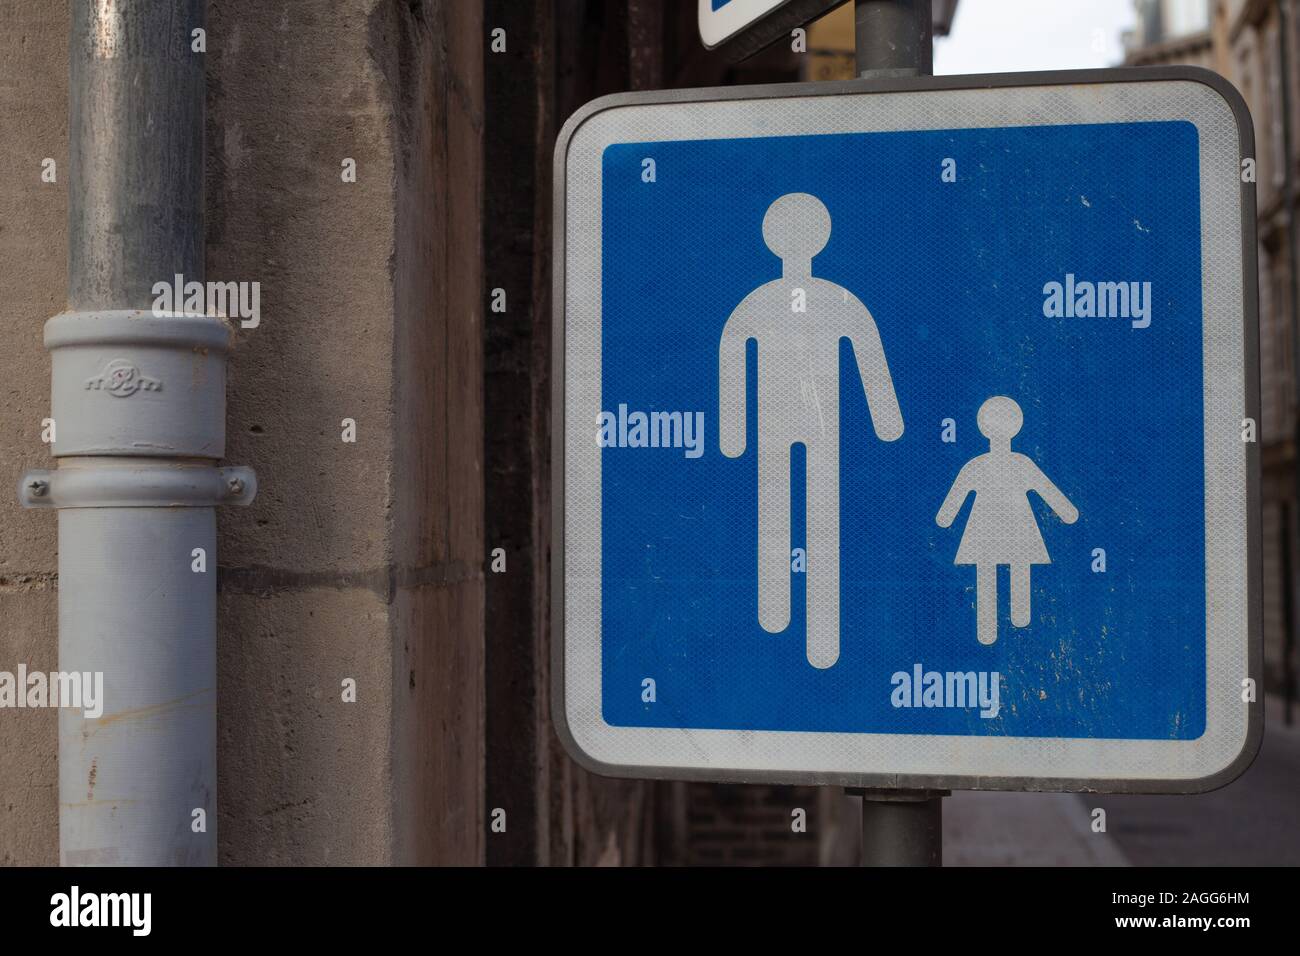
[19, 464, 257, 509]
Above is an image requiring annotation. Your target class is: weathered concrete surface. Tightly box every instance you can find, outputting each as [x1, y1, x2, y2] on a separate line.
[380, 0, 484, 865]
[205, 0, 400, 859]
[216, 588, 392, 865]
[210, 0, 397, 576]
[0, 0, 67, 867]
[1, 0, 483, 865]
[209, 0, 485, 865]
[0, 589, 58, 865]
[392, 578, 483, 864]
[0, 0, 65, 573]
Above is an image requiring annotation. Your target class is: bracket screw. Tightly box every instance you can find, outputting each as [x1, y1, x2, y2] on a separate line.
[226, 476, 245, 497]
[27, 479, 49, 498]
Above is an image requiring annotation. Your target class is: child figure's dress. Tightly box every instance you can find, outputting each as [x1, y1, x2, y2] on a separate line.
[951, 453, 1052, 567]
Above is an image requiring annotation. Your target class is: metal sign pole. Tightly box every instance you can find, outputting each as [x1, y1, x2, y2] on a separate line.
[854, 0, 933, 79]
[853, 788, 946, 865]
[852, 0, 945, 866]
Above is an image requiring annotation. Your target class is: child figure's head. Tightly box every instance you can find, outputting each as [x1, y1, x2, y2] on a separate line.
[977, 396, 1023, 446]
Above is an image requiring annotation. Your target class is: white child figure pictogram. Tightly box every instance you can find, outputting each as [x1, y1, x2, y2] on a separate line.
[719, 193, 904, 669]
[935, 396, 1079, 646]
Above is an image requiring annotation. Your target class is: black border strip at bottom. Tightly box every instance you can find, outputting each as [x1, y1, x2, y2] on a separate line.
[0, 864, 1275, 941]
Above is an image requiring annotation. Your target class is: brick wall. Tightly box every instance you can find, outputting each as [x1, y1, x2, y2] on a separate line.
[656, 783, 860, 866]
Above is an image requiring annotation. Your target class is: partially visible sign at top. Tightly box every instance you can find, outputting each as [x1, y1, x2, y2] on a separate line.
[699, 0, 833, 50]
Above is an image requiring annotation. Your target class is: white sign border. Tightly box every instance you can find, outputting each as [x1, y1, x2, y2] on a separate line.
[553, 68, 1262, 793]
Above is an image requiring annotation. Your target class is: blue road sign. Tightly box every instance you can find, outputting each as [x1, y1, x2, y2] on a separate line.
[555, 70, 1261, 792]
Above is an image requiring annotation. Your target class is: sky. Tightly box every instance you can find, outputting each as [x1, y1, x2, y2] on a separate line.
[934, 0, 1139, 75]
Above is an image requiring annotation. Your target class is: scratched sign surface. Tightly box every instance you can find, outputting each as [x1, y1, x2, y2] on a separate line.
[555, 73, 1259, 791]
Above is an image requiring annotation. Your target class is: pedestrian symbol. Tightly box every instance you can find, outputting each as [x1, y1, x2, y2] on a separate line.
[720, 192, 903, 669]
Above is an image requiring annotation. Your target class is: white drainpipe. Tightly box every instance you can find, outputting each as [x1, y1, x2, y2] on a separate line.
[17, 0, 254, 866]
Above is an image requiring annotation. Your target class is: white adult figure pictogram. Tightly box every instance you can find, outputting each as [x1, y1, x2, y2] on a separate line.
[935, 396, 1079, 646]
[719, 193, 903, 669]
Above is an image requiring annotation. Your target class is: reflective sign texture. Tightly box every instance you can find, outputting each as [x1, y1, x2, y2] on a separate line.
[554, 70, 1261, 792]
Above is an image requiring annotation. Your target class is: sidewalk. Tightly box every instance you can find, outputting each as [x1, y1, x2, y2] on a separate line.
[943, 694, 1299, 865]
[945, 791, 1129, 866]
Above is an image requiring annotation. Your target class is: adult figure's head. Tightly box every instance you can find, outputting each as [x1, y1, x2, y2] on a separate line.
[977, 396, 1023, 449]
[763, 193, 831, 277]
